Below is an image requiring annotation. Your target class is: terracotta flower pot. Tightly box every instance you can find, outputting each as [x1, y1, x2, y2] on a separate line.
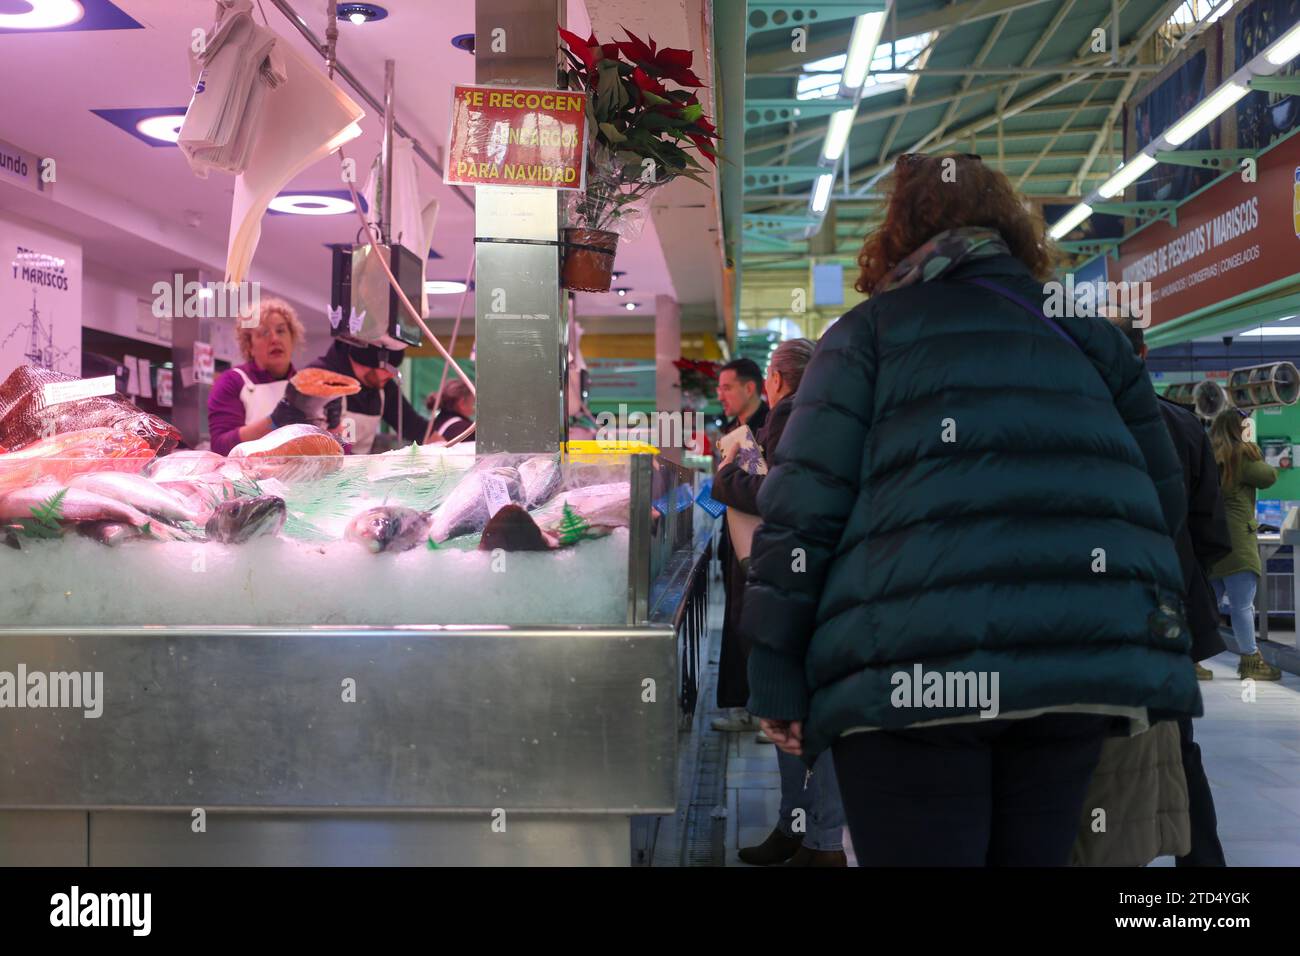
[561, 228, 619, 293]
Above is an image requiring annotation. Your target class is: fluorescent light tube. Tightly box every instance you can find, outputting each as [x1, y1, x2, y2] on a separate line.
[811, 173, 834, 213]
[822, 109, 855, 161]
[1264, 21, 1300, 66]
[1097, 153, 1157, 199]
[1048, 203, 1093, 241]
[842, 11, 887, 90]
[1164, 81, 1249, 146]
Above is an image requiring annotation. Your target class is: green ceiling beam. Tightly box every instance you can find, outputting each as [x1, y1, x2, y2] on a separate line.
[745, 1, 884, 41]
[744, 213, 822, 232]
[1249, 76, 1300, 95]
[1154, 149, 1257, 171]
[1090, 201, 1178, 228]
[744, 165, 829, 191]
[744, 98, 855, 132]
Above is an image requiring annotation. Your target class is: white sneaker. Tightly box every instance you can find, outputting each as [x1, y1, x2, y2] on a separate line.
[711, 708, 757, 732]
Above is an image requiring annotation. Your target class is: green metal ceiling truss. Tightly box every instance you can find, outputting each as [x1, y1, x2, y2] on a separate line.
[735, 0, 1233, 283]
[745, 1, 886, 41]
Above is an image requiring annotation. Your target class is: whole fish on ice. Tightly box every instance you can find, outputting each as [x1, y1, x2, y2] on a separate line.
[0, 483, 153, 527]
[69, 472, 201, 524]
[428, 465, 524, 542]
[205, 496, 287, 543]
[346, 506, 433, 553]
[518, 455, 562, 508]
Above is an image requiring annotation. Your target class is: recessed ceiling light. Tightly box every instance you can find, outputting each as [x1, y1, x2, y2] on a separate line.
[616, 288, 627, 297]
[337, 3, 387, 24]
[625, 302, 636, 311]
[135, 114, 186, 143]
[267, 194, 356, 216]
[0, 0, 85, 30]
[425, 280, 468, 295]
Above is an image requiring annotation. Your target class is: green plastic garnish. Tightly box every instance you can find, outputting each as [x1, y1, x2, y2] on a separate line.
[557, 502, 592, 547]
[18, 488, 66, 540]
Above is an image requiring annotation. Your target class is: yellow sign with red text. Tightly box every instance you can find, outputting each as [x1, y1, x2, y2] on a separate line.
[445, 85, 589, 190]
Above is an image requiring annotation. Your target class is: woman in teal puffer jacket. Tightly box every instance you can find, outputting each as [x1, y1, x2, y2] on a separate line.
[741, 153, 1200, 866]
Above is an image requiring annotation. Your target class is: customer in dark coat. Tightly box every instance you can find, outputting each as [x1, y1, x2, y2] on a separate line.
[742, 153, 1201, 866]
[712, 358, 768, 728]
[717, 339, 848, 867]
[1124, 321, 1230, 867]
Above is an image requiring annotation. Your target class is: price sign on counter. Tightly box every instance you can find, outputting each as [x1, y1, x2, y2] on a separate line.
[444, 85, 589, 190]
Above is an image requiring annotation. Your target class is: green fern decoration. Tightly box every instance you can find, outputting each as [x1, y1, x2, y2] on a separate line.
[426, 535, 439, 550]
[557, 502, 591, 547]
[18, 488, 67, 540]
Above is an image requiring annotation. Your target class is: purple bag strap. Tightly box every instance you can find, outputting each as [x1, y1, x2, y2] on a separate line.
[962, 276, 1082, 352]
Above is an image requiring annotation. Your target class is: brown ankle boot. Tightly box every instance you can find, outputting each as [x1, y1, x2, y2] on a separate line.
[738, 827, 803, 866]
[1239, 651, 1283, 681]
[782, 846, 848, 867]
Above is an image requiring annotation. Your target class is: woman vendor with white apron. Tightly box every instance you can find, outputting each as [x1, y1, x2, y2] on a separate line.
[305, 340, 428, 455]
[206, 298, 307, 455]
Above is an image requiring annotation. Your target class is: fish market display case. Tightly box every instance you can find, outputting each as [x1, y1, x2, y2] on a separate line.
[0, 445, 704, 866]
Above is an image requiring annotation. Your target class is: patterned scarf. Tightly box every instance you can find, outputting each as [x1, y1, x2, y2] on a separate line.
[875, 227, 1010, 294]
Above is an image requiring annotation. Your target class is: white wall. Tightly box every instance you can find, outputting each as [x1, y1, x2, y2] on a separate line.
[79, 263, 334, 368]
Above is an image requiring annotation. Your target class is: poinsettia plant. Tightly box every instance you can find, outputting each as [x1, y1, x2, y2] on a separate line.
[559, 26, 720, 235]
[673, 358, 721, 405]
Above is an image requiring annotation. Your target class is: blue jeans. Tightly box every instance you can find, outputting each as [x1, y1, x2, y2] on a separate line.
[1212, 571, 1259, 655]
[776, 748, 844, 851]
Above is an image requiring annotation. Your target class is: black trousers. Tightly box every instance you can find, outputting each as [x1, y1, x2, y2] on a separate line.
[832, 713, 1108, 866]
[716, 554, 752, 709]
[1176, 716, 1226, 867]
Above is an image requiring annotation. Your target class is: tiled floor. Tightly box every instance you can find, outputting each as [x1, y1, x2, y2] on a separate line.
[720, 650, 1300, 867]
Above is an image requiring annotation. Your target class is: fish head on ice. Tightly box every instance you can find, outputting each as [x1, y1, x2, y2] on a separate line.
[346, 506, 433, 553]
[205, 495, 287, 544]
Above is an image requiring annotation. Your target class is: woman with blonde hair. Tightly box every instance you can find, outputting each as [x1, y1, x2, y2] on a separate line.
[1207, 409, 1281, 680]
[206, 298, 309, 455]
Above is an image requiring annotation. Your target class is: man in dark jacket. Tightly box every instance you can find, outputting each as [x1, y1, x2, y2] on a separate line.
[1125, 321, 1231, 867]
[307, 340, 428, 454]
[711, 358, 768, 730]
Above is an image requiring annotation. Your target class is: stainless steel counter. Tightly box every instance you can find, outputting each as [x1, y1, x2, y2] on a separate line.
[0, 624, 677, 865]
[0, 454, 706, 865]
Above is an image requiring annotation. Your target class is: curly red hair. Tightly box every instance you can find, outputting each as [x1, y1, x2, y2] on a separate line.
[855, 153, 1058, 295]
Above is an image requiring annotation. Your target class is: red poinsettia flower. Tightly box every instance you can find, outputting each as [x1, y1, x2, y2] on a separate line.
[618, 27, 706, 87]
[559, 27, 599, 69]
[632, 66, 669, 98]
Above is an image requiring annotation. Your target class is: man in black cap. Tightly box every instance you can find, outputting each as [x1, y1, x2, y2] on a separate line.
[298, 340, 428, 454]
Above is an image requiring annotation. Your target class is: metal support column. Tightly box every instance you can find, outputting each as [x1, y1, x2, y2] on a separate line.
[169, 267, 212, 449]
[473, 0, 567, 453]
[656, 295, 683, 464]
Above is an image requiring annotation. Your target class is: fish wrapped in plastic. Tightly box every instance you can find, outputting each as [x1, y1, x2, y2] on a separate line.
[429, 462, 525, 542]
[531, 481, 631, 535]
[518, 454, 562, 509]
[0, 365, 180, 453]
[145, 450, 227, 482]
[0, 428, 156, 496]
[227, 424, 344, 481]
